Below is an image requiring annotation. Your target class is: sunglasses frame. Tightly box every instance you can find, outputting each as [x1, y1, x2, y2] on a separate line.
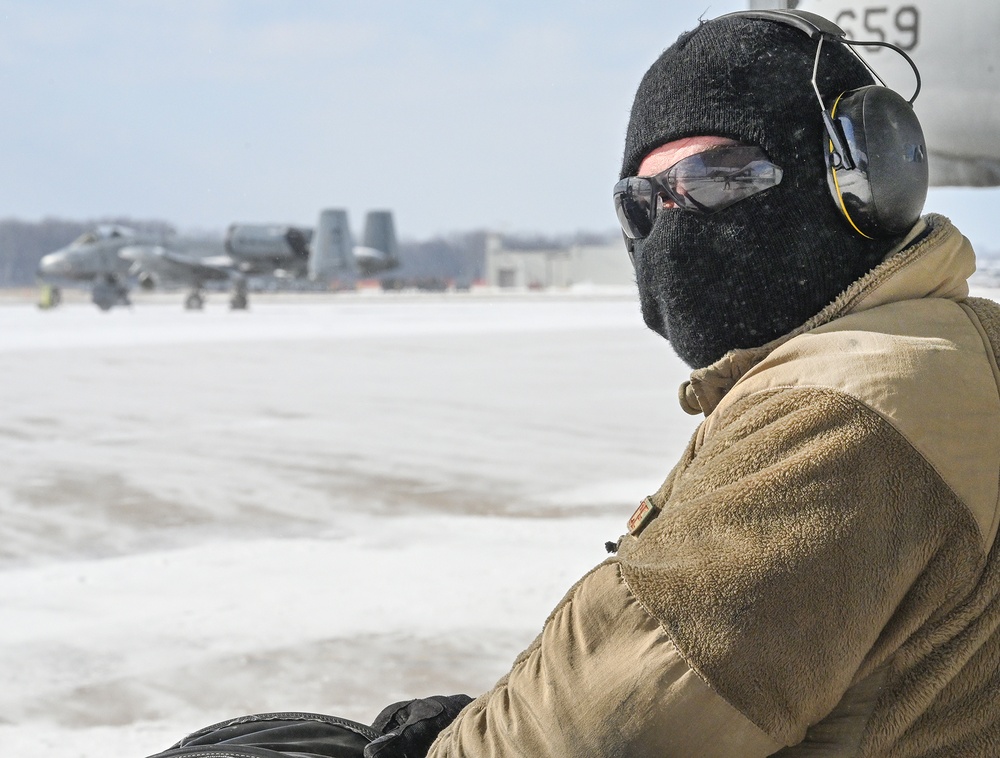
[614, 144, 784, 255]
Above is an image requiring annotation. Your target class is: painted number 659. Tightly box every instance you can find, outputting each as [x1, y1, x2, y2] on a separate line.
[834, 6, 920, 51]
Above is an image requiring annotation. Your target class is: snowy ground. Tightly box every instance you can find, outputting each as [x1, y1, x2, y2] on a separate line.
[2, 285, 996, 758]
[0, 290, 696, 758]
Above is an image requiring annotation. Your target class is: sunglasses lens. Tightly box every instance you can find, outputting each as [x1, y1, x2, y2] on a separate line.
[613, 146, 783, 242]
[613, 178, 656, 239]
[668, 147, 783, 213]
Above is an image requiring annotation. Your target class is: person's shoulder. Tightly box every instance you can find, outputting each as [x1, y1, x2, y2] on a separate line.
[733, 294, 986, 409]
[964, 295, 1000, 367]
[710, 299, 1000, 549]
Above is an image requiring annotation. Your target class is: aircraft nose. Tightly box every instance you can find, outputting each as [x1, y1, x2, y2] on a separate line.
[38, 251, 69, 276]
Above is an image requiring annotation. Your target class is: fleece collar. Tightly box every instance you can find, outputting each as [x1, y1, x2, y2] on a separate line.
[678, 214, 975, 416]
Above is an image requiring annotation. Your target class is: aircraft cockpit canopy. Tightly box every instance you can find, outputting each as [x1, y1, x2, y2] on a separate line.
[71, 225, 137, 247]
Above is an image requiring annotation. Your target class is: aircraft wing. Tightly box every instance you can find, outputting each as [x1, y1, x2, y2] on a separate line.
[120, 245, 236, 285]
[157, 251, 237, 280]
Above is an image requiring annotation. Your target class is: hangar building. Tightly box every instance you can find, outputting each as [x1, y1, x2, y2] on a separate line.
[484, 235, 635, 290]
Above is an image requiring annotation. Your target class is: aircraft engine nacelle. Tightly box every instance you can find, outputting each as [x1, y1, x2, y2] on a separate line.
[225, 224, 312, 262]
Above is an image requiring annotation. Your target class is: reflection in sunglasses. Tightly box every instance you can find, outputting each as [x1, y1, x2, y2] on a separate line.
[613, 145, 783, 243]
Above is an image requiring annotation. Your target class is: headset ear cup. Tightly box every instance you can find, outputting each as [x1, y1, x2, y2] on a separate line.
[825, 85, 928, 238]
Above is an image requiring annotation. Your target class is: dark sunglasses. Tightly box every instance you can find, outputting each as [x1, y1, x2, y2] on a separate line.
[613, 145, 783, 246]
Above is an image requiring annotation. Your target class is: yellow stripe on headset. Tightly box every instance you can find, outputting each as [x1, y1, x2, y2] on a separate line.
[828, 93, 874, 239]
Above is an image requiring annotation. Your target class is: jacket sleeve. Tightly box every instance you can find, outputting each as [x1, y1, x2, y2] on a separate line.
[428, 386, 983, 756]
[426, 560, 782, 758]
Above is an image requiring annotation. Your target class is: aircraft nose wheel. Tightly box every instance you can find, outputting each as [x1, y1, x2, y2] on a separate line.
[184, 291, 205, 310]
[230, 291, 249, 310]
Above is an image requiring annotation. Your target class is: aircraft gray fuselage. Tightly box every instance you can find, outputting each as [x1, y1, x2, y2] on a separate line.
[36, 225, 232, 310]
[37, 227, 145, 282]
[752, 0, 1000, 186]
[40, 230, 224, 283]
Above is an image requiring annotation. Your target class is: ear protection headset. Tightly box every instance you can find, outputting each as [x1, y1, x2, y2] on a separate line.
[721, 9, 928, 239]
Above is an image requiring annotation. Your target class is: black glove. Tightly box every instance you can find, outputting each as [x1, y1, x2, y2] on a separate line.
[363, 694, 474, 758]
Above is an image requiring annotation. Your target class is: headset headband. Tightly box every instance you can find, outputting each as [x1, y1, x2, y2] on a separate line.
[729, 9, 847, 39]
[721, 10, 921, 102]
[718, 8, 928, 239]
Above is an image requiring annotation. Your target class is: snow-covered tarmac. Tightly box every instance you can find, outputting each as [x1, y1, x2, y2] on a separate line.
[0, 291, 694, 757]
[2, 285, 997, 758]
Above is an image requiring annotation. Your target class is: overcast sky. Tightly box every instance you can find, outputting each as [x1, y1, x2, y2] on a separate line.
[2, 1, 998, 250]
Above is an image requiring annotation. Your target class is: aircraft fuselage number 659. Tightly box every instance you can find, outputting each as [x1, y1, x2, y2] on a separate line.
[834, 5, 920, 51]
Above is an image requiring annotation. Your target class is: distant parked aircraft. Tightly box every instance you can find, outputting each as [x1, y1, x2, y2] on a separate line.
[36, 209, 399, 310]
[35, 224, 160, 311]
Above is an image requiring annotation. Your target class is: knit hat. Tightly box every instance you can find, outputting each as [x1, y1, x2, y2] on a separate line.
[622, 14, 907, 369]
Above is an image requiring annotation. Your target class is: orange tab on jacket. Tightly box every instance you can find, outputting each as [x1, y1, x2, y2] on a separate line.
[627, 497, 661, 536]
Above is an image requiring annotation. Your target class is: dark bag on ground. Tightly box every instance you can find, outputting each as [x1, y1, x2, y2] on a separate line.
[145, 711, 378, 758]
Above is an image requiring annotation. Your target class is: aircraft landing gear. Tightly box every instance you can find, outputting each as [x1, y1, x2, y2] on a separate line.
[229, 279, 249, 310]
[38, 285, 62, 310]
[92, 275, 130, 311]
[184, 290, 205, 310]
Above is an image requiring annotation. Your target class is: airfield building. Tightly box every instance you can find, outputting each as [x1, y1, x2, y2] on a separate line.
[484, 234, 636, 290]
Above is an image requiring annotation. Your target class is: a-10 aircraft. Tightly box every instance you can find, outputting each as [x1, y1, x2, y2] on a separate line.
[36, 209, 399, 311]
[749, 0, 1000, 187]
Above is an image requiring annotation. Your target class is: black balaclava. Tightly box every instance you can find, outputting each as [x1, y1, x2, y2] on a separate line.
[621, 15, 906, 369]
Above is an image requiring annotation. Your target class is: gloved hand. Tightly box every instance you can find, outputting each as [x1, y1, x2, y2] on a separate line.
[363, 694, 474, 758]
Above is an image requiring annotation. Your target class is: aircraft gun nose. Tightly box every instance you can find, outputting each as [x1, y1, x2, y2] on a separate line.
[38, 251, 69, 276]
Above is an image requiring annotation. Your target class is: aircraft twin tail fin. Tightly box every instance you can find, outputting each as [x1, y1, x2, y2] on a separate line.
[309, 208, 400, 281]
[308, 209, 353, 282]
[355, 210, 400, 277]
[360, 210, 399, 264]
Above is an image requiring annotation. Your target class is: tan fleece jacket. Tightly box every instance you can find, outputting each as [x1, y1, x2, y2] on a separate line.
[427, 215, 1000, 758]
